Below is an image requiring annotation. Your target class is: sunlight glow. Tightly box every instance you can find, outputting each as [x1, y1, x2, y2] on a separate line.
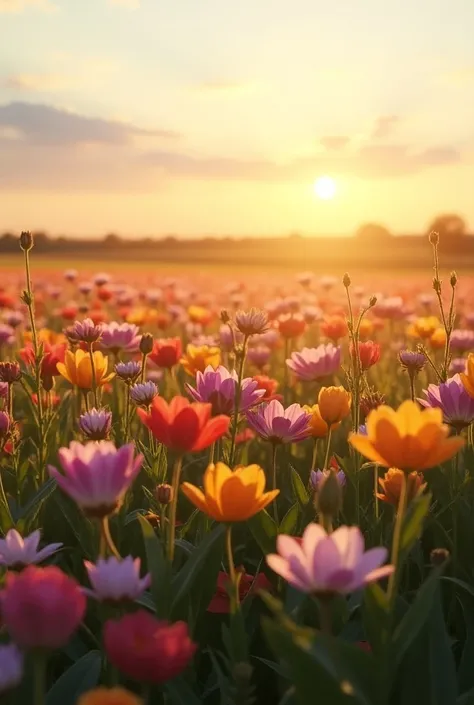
[314, 176, 337, 200]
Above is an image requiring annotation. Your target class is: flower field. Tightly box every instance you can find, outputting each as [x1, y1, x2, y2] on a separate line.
[0, 231, 474, 704]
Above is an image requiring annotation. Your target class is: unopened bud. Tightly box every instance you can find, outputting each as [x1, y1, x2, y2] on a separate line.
[154, 483, 173, 505]
[342, 273, 351, 289]
[429, 231, 439, 246]
[368, 295, 377, 308]
[139, 333, 154, 355]
[432, 278, 442, 294]
[220, 309, 230, 324]
[450, 271, 458, 288]
[316, 470, 342, 519]
[19, 230, 34, 251]
[430, 547, 450, 567]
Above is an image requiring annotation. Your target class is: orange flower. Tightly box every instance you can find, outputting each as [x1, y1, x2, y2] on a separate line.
[278, 314, 306, 339]
[181, 462, 279, 522]
[188, 305, 212, 326]
[349, 400, 464, 471]
[320, 315, 348, 343]
[318, 386, 351, 426]
[358, 318, 374, 341]
[303, 404, 336, 437]
[57, 350, 115, 389]
[376, 468, 426, 506]
[430, 327, 447, 349]
[461, 353, 474, 398]
[77, 687, 142, 705]
[407, 316, 440, 340]
[180, 344, 220, 376]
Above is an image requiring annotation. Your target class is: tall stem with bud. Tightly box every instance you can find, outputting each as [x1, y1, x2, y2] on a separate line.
[429, 231, 457, 382]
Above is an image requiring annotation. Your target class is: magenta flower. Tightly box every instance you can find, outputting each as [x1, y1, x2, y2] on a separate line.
[78, 408, 112, 441]
[0, 529, 62, 569]
[266, 524, 394, 595]
[65, 318, 103, 344]
[373, 296, 406, 320]
[450, 329, 474, 352]
[450, 358, 467, 374]
[0, 643, 23, 694]
[246, 400, 311, 444]
[0, 324, 15, 347]
[4, 311, 24, 328]
[84, 556, 151, 602]
[186, 365, 265, 416]
[0, 411, 10, 440]
[49, 441, 142, 517]
[78, 281, 93, 296]
[1, 565, 86, 649]
[418, 374, 474, 430]
[286, 344, 341, 382]
[219, 324, 244, 352]
[100, 322, 141, 355]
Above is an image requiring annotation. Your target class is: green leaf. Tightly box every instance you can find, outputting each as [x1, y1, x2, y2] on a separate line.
[164, 677, 201, 705]
[458, 688, 474, 705]
[248, 509, 278, 555]
[17, 478, 57, 531]
[290, 466, 309, 507]
[400, 491, 432, 553]
[46, 651, 101, 705]
[279, 503, 299, 535]
[362, 583, 390, 657]
[392, 566, 443, 672]
[171, 524, 225, 617]
[138, 514, 170, 618]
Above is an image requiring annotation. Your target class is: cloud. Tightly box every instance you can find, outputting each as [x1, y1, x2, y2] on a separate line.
[371, 115, 399, 140]
[0, 102, 180, 145]
[193, 80, 257, 96]
[6, 74, 81, 92]
[107, 0, 140, 8]
[5, 61, 119, 93]
[320, 136, 350, 151]
[0, 0, 56, 11]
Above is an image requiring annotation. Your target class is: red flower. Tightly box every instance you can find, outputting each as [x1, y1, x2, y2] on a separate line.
[235, 427, 256, 444]
[32, 392, 60, 407]
[104, 610, 196, 684]
[208, 570, 272, 613]
[278, 315, 307, 340]
[20, 342, 67, 390]
[60, 305, 79, 321]
[137, 396, 230, 453]
[321, 315, 348, 343]
[155, 312, 172, 331]
[350, 340, 381, 371]
[252, 375, 282, 402]
[357, 641, 372, 653]
[149, 338, 182, 369]
[89, 309, 109, 325]
[97, 287, 113, 302]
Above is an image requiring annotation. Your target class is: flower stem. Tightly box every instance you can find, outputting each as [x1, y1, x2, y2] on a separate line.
[271, 443, 279, 525]
[33, 651, 47, 705]
[408, 372, 416, 402]
[208, 442, 215, 465]
[123, 384, 131, 444]
[283, 338, 290, 406]
[100, 516, 121, 558]
[88, 346, 99, 408]
[374, 464, 379, 520]
[318, 597, 333, 636]
[311, 439, 318, 472]
[229, 336, 248, 467]
[167, 456, 183, 563]
[226, 524, 239, 614]
[323, 427, 333, 470]
[387, 471, 408, 604]
[140, 351, 148, 383]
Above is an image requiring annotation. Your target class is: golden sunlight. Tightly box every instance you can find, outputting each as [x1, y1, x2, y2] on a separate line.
[314, 176, 337, 200]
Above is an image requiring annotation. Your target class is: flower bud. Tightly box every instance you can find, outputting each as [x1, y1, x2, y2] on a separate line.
[19, 231, 34, 251]
[432, 278, 442, 294]
[220, 309, 230, 325]
[316, 470, 342, 519]
[429, 231, 439, 246]
[430, 547, 450, 567]
[0, 362, 22, 384]
[0, 411, 11, 440]
[342, 272, 351, 288]
[154, 483, 173, 505]
[450, 271, 458, 288]
[368, 295, 377, 308]
[139, 333, 154, 355]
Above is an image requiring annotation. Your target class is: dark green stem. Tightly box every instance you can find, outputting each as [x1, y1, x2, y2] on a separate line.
[167, 456, 183, 563]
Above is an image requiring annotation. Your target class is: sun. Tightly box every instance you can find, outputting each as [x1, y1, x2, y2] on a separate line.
[314, 176, 337, 200]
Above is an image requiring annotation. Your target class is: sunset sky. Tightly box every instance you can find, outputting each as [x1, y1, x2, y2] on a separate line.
[1, 0, 473, 238]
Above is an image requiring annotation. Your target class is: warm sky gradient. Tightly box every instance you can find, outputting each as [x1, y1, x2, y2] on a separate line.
[1, 0, 473, 237]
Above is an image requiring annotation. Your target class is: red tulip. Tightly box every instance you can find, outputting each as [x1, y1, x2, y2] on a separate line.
[149, 338, 182, 369]
[104, 611, 196, 684]
[321, 315, 348, 343]
[252, 375, 282, 402]
[137, 396, 230, 453]
[20, 342, 67, 391]
[278, 315, 307, 340]
[208, 570, 272, 613]
[350, 340, 381, 371]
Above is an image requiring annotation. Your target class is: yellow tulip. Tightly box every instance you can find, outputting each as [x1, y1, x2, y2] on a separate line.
[430, 327, 447, 349]
[303, 403, 337, 437]
[181, 462, 279, 522]
[57, 349, 115, 389]
[461, 353, 474, 398]
[318, 386, 351, 426]
[349, 400, 464, 472]
[407, 316, 440, 340]
[180, 344, 220, 376]
[358, 318, 374, 341]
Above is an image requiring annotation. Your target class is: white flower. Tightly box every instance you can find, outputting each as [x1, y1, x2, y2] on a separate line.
[0, 530, 62, 568]
[84, 556, 151, 602]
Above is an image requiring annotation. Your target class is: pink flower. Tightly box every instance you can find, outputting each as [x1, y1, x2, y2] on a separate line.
[286, 344, 341, 381]
[100, 322, 141, 355]
[0, 529, 62, 569]
[246, 400, 311, 444]
[49, 441, 142, 517]
[266, 524, 394, 595]
[1, 566, 86, 649]
[0, 643, 23, 693]
[84, 556, 151, 602]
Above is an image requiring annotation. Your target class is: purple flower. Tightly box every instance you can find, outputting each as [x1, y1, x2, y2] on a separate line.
[0, 529, 62, 569]
[266, 524, 394, 595]
[286, 344, 341, 382]
[130, 381, 159, 406]
[0, 383, 7, 400]
[399, 350, 426, 373]
[450, 358, 467, 375]
[78, 282, 93, 296]
[115, 360, 141, 382]
[93, 272, 111, 287]
[358, 424, 368, 435]
[450, 329, 474, 352]
[66, 318, 103, 344]
[79, 408, 112, 441]
[310, 469, 346, 492]
[100, 322, 141, 354]
[235, 308, 269, 336]
[83, 556, 151, 602]
[251, 328, 280, 349]
[186, 365, 265, 416]
[219, 324, 243, 352]
[246, 400, 311, 444]
[3, 311, 23, 329]
[0, 644, 23, 694]
[0, 412, 10, 440]
[0, 324, 15, 347]
[418, 374, 474, 430]
[247, 346, 272, 368]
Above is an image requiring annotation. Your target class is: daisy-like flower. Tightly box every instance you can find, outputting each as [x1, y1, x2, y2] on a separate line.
[0, 529, 62, 569]
[186, 365, 265, 416]
[83, 556, 151, 603]
[65, 318, 103, 345]
[130, 381, 159, 406]
[234, 308, 269, 336]
[79, 408, 112, 441]
[246, 400, 311, 444]
[100, 322, 141, 355]
[286, 344, 341, 382]
[115, 361, 141, 382]
[418, 374, 474, 430]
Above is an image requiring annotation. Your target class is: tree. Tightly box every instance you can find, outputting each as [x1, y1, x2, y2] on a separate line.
[355, 223, 392, 239]
[427, 213, 466, 239]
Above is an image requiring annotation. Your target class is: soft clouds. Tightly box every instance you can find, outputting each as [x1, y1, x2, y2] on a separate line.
[0, 102, 180, 145]
[320, 136, 350, 151]
[371, 115, 399, 140]
[0, 0, 55, 11]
